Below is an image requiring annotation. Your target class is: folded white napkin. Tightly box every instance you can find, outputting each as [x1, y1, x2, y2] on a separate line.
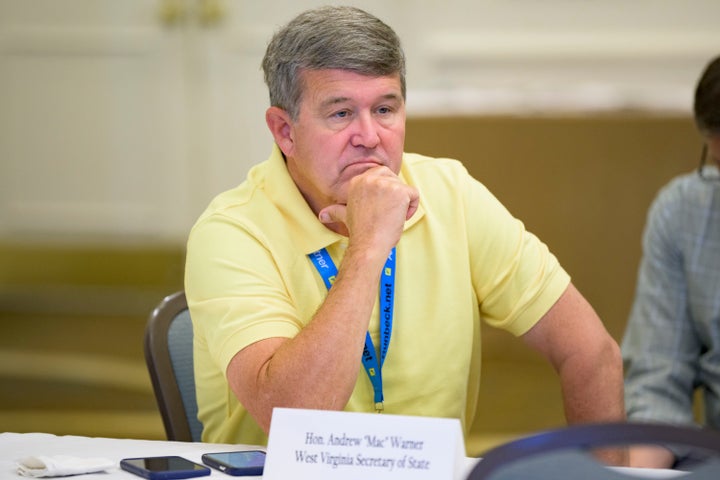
[16, 455, 115, 477]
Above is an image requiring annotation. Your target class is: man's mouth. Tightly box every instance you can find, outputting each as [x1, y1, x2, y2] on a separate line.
[343, 159, 382, 173]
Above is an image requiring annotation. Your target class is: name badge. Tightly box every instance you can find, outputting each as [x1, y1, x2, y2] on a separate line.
[263, 408, 466, 479]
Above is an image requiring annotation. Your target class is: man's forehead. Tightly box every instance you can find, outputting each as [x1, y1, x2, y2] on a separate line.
[301, 69, 403, 99]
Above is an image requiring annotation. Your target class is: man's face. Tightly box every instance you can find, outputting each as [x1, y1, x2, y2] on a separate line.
[280, 69, 406, 214]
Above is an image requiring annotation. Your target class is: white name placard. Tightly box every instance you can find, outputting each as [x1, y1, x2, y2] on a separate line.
[263, 408, 466, 480]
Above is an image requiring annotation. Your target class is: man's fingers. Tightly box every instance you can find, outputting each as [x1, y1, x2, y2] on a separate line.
[319, 204, 347, 225]
[406, 188, 420, 220]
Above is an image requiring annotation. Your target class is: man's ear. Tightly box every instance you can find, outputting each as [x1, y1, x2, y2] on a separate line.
[265, 106, 295, 156]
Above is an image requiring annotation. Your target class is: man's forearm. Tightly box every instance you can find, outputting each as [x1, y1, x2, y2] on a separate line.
[559, 336, 628, 465]
[522, 284, 627, 464]
[228, 243, 390, 431]
[559, 337, 625, 425]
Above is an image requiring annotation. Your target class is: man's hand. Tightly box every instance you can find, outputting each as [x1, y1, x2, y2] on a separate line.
[318, 166, 419, 254]
[629, 445, 675, 469]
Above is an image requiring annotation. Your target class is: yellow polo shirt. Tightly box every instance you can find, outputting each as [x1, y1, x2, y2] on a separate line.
[185, 145, 570, 446]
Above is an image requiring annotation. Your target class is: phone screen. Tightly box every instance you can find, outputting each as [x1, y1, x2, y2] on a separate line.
[120, 456, 210, 479]
[201, 450, 266, 476]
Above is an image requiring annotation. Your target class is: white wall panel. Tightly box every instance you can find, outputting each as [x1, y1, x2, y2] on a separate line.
[0, 24, 191, 241]
[0, 0, 718, 241]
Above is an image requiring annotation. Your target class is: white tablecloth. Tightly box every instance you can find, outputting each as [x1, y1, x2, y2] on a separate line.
[0, 432, 265, 479]
[0, 432, 685, 480]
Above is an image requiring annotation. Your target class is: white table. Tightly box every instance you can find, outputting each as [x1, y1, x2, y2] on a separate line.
[0, 432, 685, 479]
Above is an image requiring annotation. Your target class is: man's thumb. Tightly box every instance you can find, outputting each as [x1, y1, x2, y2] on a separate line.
[318, 204, 347, 225]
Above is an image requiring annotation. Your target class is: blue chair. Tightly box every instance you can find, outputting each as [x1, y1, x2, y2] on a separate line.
[144, 291, 203, 442]
[467, 422, 720, 480]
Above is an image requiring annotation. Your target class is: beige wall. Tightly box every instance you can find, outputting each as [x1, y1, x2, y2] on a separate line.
[405, 113, 700, 453]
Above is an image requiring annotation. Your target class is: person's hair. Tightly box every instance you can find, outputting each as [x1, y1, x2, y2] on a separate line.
[261, 6, 406, 120]
[694, 55, 720, 134]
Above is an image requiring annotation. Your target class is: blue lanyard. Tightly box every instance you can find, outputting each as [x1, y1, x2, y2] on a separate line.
[308, 246, 396, 412]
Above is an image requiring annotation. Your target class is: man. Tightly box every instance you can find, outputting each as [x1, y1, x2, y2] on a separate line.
[185, 6, 624, 453]
[622, 55, 720, 469]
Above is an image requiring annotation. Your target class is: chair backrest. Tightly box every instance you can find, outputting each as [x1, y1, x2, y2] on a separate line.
[144, 290, 203, 442]
[466, 422, 720, 480]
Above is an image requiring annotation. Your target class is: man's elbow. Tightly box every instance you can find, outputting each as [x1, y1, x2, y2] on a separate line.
[597, 332, 623, 372]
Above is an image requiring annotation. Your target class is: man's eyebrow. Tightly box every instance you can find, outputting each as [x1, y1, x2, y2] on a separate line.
[378, 93, 403, 102]
[320, 96, 351, 108]
[320, 93, 403, 109]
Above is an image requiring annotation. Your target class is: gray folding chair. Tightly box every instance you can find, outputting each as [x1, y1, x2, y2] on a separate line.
[144, 291, 203, 442]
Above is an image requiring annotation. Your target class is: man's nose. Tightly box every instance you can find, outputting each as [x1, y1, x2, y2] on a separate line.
[351, 112, 380, 148]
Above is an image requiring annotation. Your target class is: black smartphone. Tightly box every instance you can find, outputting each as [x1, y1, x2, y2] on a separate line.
[201, 450, 266, 476]
[120, 456, 211, 480]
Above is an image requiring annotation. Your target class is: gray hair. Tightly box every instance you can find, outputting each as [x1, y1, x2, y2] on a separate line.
[262, 6, 406, 120]
[694, 55, 720, 135]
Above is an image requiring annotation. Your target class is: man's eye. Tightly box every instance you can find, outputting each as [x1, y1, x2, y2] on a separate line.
[377, 105, 398, 116]
[333, 110, 350, 119]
